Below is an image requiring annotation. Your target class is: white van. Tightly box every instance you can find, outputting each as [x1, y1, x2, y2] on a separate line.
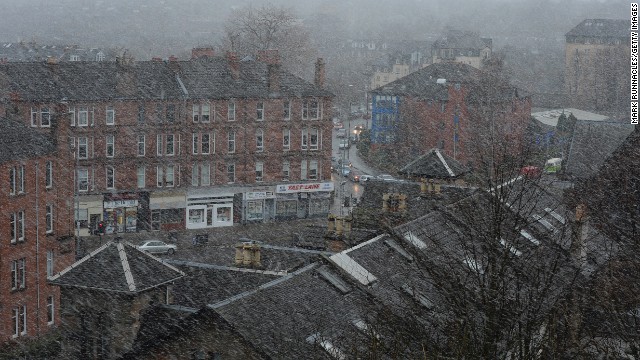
[544, 158, 562, 174]
[336, 129, 347, 138]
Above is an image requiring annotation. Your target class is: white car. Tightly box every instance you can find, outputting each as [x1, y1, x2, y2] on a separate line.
[138, 240, 177, 254]
[359, 175, 374, 183]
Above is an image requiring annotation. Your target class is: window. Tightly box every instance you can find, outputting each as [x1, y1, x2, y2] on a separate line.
[283, 100, 290, 120]
[46, 250, 54, 277]
[191, 164, 199, 186]
[78, 107, 89, 126]
[137, 166, 145, 188]
[45, 204, 53, 233]
[18, 165, 24, 193]
[283, 129, 290, 150]
[228, 101, 235, 121]
[165, 134, 175, 156]
[201, 104, 210, 123]
[47, 296, 54, 324]
[77, 168, 89, 191]
[45, 161, 52, 188]
[96, 52, 105, 61]
[309, 160, 318, 180]
[106, 135, 115, 158]
[68, 107, 76, 126]
[255, 161, 263, 182]
[137, 135, 145, 156]
[157, 166, 163, 187]
[30, 107, 38, 127]
[301, 160, 308, 180]
[10, 211, 26, 243]
[138, 104, 145, 124]
[282, 160, 290, 179]
[157, 165, 175, 187]
[166, 165, 174, 187]
[9, 167, 15, 195]
[256, 129, 264, 152]
[155, 104, 164, 123]
[256, 102, 264, 120]
[309, 129, 319, 150]
[192, 134, 199, 154]
[201, 163, 210, 186]
[302, 130, 308, 150]
[78, 137, 88, 159]
[227, 163, 235, 183]
[11, 258, 26, 290]
[201, 133, 211, 154]
[106, 166, 115, 189]
[106, 106, 115, 125]
[41, 107, 50, 127]
[192, 104, 200, 122]
[12, 305, 27, 337]
[228, 131, 235, 153]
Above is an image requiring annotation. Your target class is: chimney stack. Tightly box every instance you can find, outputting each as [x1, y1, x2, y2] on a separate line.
[191, 47, 215, 59]
[268, 63, 281, 93]
[227, 51, 240, 80]
[234, 242, 262, 268]
[314, 58, 326, 88]
[257, 49, 280, 65]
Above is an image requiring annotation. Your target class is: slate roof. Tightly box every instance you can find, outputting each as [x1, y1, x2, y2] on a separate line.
[398, 148, 469, 179]
[0, 56, 332, 102]
[370, 62, 528, 102]
[432, 30, 492, 50]
[176, 57, 333, 99]
[49, 240, 185, 294]
[564, 120, 635, 179]
[0, 117, 56, 164]
[566, 19, 631, 39]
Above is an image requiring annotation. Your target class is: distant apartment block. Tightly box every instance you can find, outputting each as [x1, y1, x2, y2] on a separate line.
[431, 30, 492, 69]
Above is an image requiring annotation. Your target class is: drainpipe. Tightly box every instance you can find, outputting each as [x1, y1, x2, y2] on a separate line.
[35, 163, 41, 336]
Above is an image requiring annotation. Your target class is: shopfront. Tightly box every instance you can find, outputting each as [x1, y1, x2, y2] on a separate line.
[186, 192, 235, 229]
[275, 182, 334, 220]
[243, 189, 276, 223]
[149, 192, 186, 231]
[103, 193, 140, 234]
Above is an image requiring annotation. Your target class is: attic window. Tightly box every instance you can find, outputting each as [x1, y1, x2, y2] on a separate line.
[306, 333, 346, 360]
[403, 231, 427, 250]
[533, 214, 557, 233]
[520, 229, 540, 246]
[352, 319, 381, 339]
[330, 253, 377, 286]
[499, 239, 522, 257]
[316, 265, 351, 294]
[402, 284, 434, 309]
[463, 256, 485, 275]
[544, 208, 566, 224]
[384, 239, 414, 261]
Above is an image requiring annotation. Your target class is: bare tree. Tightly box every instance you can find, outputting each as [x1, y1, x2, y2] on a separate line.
[220, 3, 317, 78]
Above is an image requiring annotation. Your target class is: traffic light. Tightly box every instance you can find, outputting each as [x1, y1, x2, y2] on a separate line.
[97, 222, 105, 235]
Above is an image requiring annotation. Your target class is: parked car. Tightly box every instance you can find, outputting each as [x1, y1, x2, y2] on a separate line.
[333, 120, 344, 129]
[336, 129, 347, 138]
[340, 165, 351, 177]
[338, 139, 350, 150]
[138, 240, 177, 254]
[359, 174, 374, 183]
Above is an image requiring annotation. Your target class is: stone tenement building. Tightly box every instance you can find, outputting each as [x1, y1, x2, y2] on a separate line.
[369, 62, 531, 167]
[565, 19, 631, 117]
[0, 119, 76, 342]
[0, 49, 334, 236]
[431, 30, 492, 70]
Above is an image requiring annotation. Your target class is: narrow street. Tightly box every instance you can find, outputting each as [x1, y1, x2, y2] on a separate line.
[330, 117, 379, 216]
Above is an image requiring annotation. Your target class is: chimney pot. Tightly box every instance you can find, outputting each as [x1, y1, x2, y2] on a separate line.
[315, 58, 326, 88]
[191, 47, 215, 59]
[257, 49, 280, 65]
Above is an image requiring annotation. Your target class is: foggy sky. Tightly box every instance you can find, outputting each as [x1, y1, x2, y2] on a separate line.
[0, 0, 630, 58]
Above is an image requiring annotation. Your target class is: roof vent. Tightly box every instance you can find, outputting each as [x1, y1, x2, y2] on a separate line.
[436, 78, 446, 84]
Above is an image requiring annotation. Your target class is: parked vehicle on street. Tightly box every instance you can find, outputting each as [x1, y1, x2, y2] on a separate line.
[336, 129, 347, 138]
[333, 120, 344, 129]
[138, 240, 177, 254]
[544, 158, 562, 174]
[338, 139, 350, 149]
[340, 165, 351, 177]
[359, 174, 374, 183]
